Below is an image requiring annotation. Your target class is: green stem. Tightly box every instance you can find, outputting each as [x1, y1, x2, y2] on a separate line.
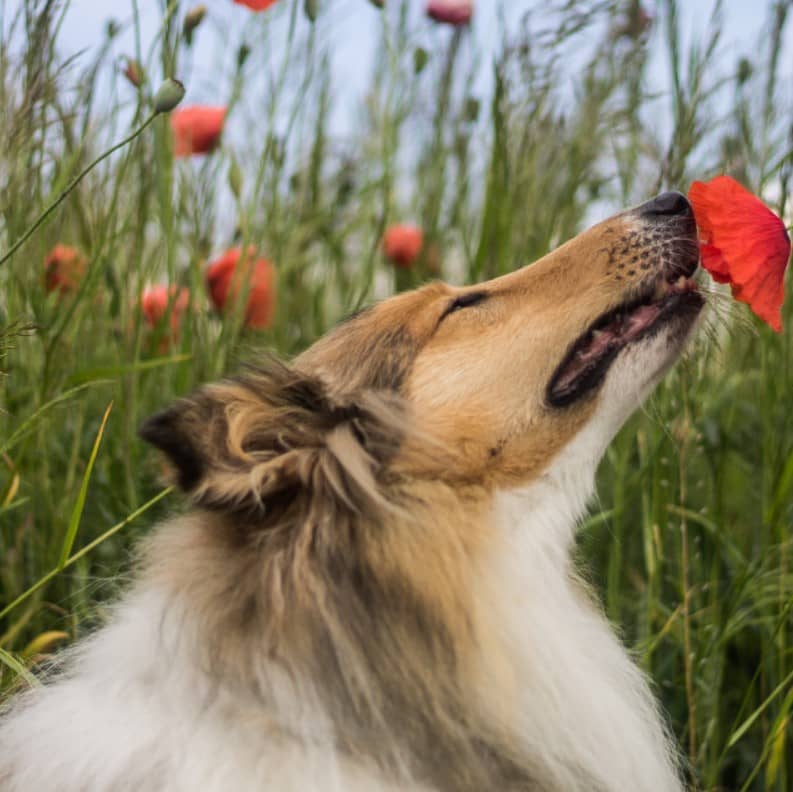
[0, 112, 158, 268]
[0, 486, 173, 622]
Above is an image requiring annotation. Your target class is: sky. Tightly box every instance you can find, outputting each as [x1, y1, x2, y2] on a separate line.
[47, 0, 793, 141]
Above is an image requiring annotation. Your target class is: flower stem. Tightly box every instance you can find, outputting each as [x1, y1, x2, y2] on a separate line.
[0, 112, 158, 268]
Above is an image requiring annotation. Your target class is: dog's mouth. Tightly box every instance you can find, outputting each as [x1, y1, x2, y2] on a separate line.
[547, 265, 704, 408]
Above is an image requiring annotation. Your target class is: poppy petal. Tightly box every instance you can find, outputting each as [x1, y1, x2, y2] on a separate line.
[688, 175, 790, 332]
[170, 106, 226, 157]
[233, 0, 279, 10]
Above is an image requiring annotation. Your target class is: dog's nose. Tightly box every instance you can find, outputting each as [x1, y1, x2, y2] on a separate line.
[639, 191, 692, 218]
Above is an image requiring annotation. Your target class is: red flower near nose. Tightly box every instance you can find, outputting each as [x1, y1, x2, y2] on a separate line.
[233, 0, 278, 10]
[206, 247, 276, 329]
[170, 106, 226, 157]
[426, 0, 473, 26]
[383, 225, 424, 269]
[688, 175, 790, 332]
[44, 244, 86, 295]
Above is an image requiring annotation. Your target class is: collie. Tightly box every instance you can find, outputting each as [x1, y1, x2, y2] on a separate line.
[0, 192, 702, 791]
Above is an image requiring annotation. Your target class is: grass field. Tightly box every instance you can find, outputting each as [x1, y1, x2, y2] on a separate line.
[1, 1, 792, 789]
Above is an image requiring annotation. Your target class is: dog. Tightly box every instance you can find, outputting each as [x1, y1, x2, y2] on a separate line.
[0, 191, 701, 791]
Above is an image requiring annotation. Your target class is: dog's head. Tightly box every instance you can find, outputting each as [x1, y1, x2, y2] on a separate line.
[141, 191, 701, 511]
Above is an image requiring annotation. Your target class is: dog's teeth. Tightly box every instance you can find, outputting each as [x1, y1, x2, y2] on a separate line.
[654, 281, 667, 299]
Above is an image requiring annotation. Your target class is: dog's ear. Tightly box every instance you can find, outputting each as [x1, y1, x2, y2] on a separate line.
[139, 360, 404, 519]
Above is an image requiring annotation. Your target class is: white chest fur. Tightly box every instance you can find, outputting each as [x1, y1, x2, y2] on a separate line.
[485, 419, 682, 792]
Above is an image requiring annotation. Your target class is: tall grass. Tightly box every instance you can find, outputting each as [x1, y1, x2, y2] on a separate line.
[0, 1, 791, 789]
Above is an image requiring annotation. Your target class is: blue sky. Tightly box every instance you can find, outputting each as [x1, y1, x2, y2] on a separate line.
[50, 0, 792, 140]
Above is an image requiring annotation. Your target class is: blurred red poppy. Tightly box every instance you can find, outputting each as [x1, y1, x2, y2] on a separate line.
[170, 106, 226, 157]
[426, 0, 472, 26]
[141, 285, 189, 329]
[140, 285, 190, 350]
[383, 225, 424, 269]
[689, 175, 791, 332]
[233, 0, 278, 10]
[44, 244, 86, 295]
[206, 247, 276, 329]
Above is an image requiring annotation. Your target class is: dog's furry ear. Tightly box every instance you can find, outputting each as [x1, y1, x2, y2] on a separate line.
[139, 360, 404, 519]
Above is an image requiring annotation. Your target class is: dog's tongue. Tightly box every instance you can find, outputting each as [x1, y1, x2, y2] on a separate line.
[579, 304, 660, 360]
[554, 303, 662, 394]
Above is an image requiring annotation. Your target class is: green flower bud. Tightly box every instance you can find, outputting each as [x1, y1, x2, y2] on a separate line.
[228, 156, 243, 200]
[413, 47, 429, 74]
[237, 43, 252, 70]
[153, 79, 186, 114]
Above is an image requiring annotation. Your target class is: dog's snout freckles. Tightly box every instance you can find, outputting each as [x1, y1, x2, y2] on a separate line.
[597, 200, 698, 287]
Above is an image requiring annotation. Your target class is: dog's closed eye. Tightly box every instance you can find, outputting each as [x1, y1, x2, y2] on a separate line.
[438, 292, 487, 323]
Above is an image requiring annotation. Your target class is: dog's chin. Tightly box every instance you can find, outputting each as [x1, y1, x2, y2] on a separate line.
[590, 302, 703, 441]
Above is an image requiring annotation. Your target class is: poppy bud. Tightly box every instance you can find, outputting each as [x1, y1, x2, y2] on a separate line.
[237, 42, 252, 69]
[413, 47, 429, 74]
[463, 97, 479, 123]
[183, 5, 207, 44]
[153, 78, 186, 114]
[228, 157, 243, 199]
[737, 58, 753, 86]
[304, 0, 318, 22]
[121, 57, 144, 88]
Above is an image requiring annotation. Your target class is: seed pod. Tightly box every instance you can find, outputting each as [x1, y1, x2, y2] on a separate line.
[153, 79, 186, 114]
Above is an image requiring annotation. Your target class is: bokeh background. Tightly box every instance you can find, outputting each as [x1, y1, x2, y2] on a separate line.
[0, 1, 792, 789]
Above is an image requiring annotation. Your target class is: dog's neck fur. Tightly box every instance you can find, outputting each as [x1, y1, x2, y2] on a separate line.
[482, 413, 681, 792]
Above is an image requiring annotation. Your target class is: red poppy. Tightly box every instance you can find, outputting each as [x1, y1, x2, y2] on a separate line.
[206, 247, 276, 329]
[689, 175, 790, 332]
[140, 285, 190, 351]
[44, 244, 86, 295]
[383, 225, 424, 269]
[233, 0, 278, 10]
[426, 0, 473, 26]
[141, 285, 189, 328]
[170, 106, 226, 157]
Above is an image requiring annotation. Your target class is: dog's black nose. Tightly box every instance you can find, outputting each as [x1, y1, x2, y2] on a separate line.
[640, 191, 692, 218]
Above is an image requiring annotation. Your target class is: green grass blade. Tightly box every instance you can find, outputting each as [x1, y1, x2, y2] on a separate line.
[0, 381, 113, 457]
[727, 667, 793, 749]
[57, 401, 113, 570]
[65, 354, 192, 387]
[0, 486, 173, 622]
[0, 647, 40, 689]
